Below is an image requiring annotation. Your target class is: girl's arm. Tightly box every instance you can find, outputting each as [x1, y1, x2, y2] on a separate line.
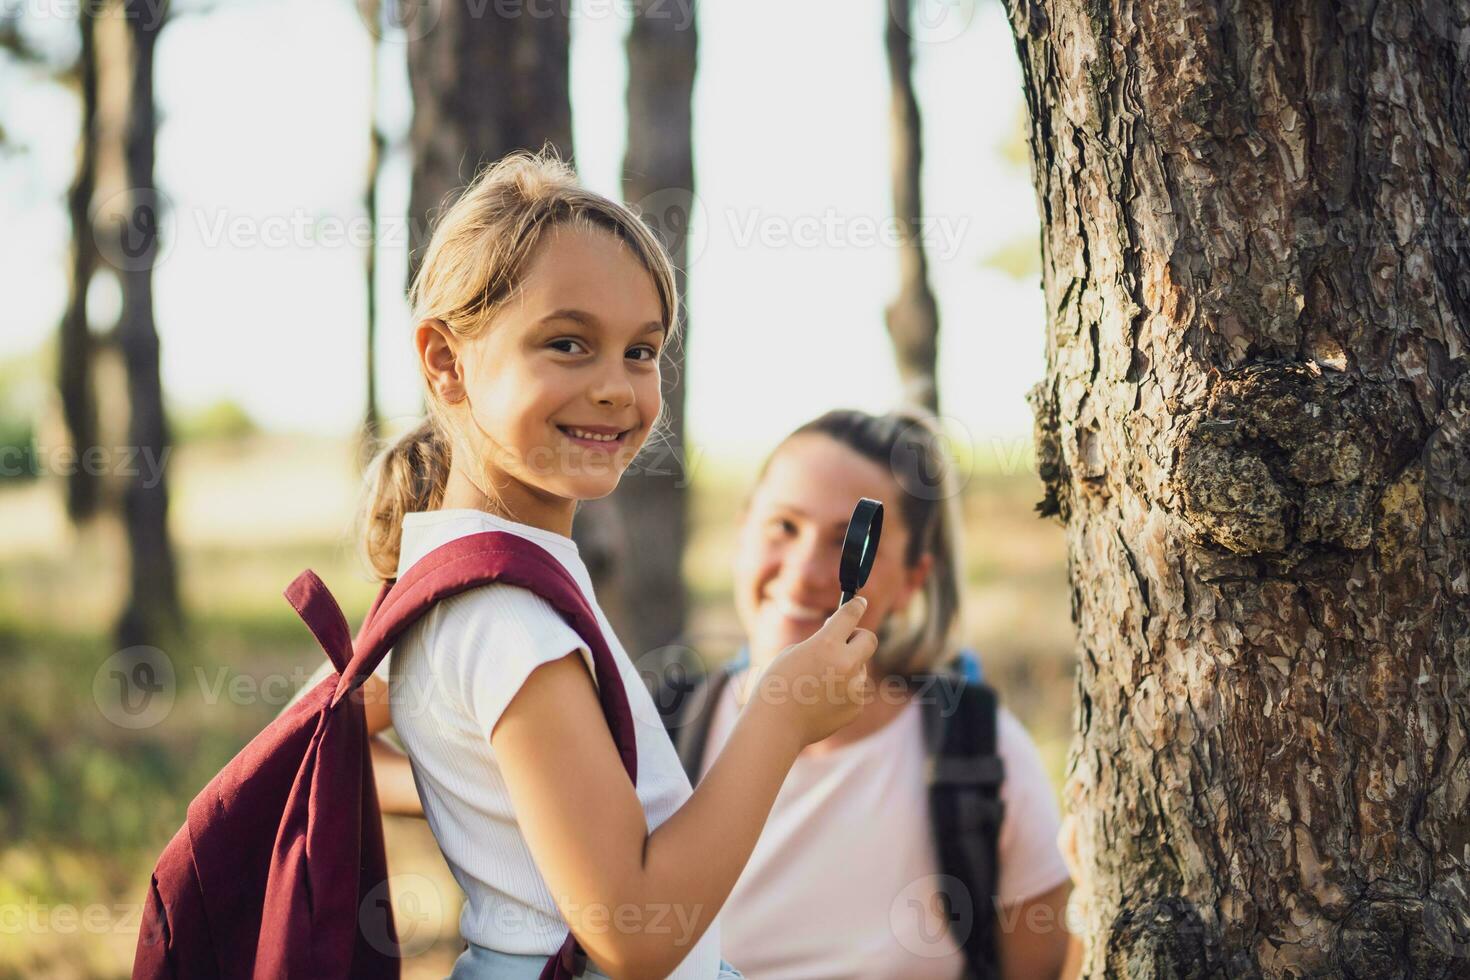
[281, 668, 425, 819]
[493, 599, 874, 980]
[361, 674, 425, 818]
[369, 737, 424, 818]
[362, 674, 391, 735]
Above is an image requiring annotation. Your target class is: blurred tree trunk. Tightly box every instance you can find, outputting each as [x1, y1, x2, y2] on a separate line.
[358, 0, 384, 472]
[59, 3, 101, 523]
[883, 0, 940, 414]
[114, 0, 180, 650]
[402, 0, 644, 616]
[616, 0, 698, 662]
[405, 1, 572, 283]
[1007, 0, 1470, 975]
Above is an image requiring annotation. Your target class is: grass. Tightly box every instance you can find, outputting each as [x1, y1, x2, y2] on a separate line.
[0, 433, 1075, 977]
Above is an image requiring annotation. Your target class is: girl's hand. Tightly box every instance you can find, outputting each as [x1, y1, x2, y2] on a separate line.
[748, 596, 878, 747]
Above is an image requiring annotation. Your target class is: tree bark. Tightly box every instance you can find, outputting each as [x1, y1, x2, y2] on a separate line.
[1005, 0, 1470, 975]
[615, 0, 697, 663]
[405, 0, 573, 284]
[59, 3, 102, 523]
[884, 0, 941, 413]
[114, 0, 181, 651]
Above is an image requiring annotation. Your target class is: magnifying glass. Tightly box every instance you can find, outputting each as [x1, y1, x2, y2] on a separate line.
[839, 497, 884, 605]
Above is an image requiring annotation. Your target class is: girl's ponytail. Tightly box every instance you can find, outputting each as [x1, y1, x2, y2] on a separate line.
[357, 418, 452, 582]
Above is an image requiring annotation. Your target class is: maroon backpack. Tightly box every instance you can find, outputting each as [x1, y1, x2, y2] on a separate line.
[133, 530, 638, 980]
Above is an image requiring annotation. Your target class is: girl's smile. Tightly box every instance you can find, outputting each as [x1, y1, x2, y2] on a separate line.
[555, 422, 635, 448]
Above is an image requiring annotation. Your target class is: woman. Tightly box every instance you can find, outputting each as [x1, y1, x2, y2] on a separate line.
[668, 408, 1076, 979]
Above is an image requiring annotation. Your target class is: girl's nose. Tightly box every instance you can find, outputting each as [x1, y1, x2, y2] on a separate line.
[590, 360, 636, 408]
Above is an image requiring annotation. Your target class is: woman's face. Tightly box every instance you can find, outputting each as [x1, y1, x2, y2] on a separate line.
[733, 434, 932, 672]
[426, 224, 666, 509]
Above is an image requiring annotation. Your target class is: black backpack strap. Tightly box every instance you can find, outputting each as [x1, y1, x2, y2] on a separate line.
[652, 659, 739, 785]
[921, 667, 1005, 980]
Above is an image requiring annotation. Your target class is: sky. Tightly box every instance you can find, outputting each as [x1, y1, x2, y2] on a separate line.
[1, 0, 1045, 463]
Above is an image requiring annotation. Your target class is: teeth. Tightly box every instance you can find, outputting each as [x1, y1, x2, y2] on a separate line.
[564, 427, 620, 442]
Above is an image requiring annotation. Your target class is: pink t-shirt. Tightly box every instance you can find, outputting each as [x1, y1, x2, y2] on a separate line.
[698, 667, 1070, 980]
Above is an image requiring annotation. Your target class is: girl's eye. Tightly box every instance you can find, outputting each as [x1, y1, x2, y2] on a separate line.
[627, 345, 659, 362]
[548, 338, 586, 355]
[769, 518, 797, 537]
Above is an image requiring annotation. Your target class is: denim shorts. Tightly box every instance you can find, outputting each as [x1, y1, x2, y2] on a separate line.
[447, 941, 744, 979]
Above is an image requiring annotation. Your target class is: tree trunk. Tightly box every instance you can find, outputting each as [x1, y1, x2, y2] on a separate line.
[884, 0, 941, 413]
[1006, 0, 1470, 975]
[405, 1, 573, 284]
[359, 0, 384, 472]
[401, 0, 639, 617]
[615, 0, 698, 663]
[59, 3, 101, 523]
[114, 0, 181, 651]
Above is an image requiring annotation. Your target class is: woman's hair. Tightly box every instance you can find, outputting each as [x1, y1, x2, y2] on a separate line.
[356, 148, 680, 581]
[750, 407, 967, 678]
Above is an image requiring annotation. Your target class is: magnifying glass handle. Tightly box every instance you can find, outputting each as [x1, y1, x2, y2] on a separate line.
[841, 588, 855, 605]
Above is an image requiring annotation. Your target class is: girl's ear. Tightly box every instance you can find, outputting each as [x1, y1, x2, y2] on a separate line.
[416, 318, 465, 403]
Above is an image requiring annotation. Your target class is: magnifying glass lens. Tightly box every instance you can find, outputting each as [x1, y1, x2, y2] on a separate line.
[839, 498, 884, 605]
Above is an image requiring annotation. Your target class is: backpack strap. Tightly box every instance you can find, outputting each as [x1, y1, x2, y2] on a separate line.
[920, 663, 1005, 980]
[344, 531, 636, 778]
[284, 530, 636, 980]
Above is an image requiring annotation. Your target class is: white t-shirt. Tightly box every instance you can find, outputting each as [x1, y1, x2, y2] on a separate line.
[697, 667, 1069, 980]
[379, 508, 723, 979]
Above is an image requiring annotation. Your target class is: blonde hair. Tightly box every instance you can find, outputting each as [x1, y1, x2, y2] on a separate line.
[751, 407, 967, 678]
[356, 149, 680, 581]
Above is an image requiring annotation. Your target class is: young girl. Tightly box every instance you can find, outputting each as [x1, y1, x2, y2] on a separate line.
[349, 152, 878, 980]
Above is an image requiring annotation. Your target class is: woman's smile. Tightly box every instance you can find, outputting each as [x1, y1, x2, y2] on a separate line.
[762, 590, 835, 626]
